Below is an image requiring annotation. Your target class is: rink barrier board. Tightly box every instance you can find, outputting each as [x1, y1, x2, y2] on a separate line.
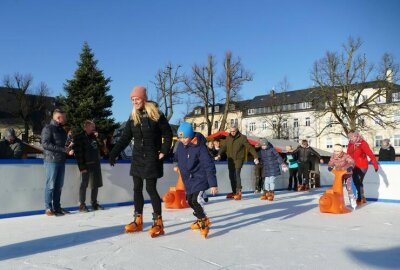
[0, 160, 399, 219]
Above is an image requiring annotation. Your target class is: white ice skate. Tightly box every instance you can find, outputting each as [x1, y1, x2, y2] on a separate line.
[350, 198, 357, 210]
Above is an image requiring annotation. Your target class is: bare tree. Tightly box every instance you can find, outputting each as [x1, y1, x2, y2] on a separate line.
[184, 55, 217, 135]
[259, 77, 292, 139]
[311, 37, 399, 136]
[152, 63, 184, 121]
[218, 51, 253, 131]
[3, 73, 50, 142]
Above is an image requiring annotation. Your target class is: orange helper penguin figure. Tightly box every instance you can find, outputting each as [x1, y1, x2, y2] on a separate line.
[319, 170, 352, 214]
[163, 168, 190, 209]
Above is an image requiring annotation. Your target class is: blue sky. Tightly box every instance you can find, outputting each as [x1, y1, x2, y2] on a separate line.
[1, 0, 399, 124]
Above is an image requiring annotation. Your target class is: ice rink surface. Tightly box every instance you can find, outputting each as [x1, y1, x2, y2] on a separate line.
[1, 189, 399, 270]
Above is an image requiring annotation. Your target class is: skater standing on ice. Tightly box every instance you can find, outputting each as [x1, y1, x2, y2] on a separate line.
[347, 131, 379, 206]
[174, 122, 218, 238]
[216, 126, 259, 200]
[258, 139, 288, 201]
[109, 86, 172, 238]
[41, 109, 71, 216]
[378, 139, 395, 161]
[327, 144, 357, 209]
[72, 120, 104, 212]
[293, 140, 323, 191]
[284, 145, 298, 191]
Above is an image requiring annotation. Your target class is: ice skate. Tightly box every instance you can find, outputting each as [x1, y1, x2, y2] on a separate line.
[350, 197, 357, 210]
[199, 217, 210, 238]
[125, 213, 143, 233]
[361, 197, 367, 204]
[260, 191, 269, 200]
[297, 185, 304, 191]
[234, 191, 242, 200]
[79, 203, 89, 213]
[226, 193, 235, 199]
[267, 191, 275, 201]
[149, 213, 164, 238]
[191, 216, 211, 230]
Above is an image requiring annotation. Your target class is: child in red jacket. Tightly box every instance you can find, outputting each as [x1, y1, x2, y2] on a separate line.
[347, 131, 379, 206]
[328, 144, 357, 209]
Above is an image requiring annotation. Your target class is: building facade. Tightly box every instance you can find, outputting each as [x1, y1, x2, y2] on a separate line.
[184, 82, 400, 155]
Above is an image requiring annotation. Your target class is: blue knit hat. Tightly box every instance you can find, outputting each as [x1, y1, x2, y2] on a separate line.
[177, 122, 194, 138]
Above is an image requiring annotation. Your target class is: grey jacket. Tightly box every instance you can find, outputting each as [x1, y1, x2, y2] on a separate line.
[41, 120, 67, 163]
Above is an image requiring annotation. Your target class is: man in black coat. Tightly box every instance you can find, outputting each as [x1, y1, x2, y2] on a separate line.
[0, 128, 24, 159]
[378, 139, 396, 161]
[73, 120, 104, 212]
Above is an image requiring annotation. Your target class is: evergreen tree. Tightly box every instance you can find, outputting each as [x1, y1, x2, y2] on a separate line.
[61, 42, 118, 135]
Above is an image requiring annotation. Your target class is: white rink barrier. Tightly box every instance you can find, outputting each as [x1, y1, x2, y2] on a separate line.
[0, 160, 399, 218]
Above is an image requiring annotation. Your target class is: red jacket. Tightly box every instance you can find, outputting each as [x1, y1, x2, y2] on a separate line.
[347, 140, 378, 170]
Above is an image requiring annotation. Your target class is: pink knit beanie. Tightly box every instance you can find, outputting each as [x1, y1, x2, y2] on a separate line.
[130, 86, 148, 101]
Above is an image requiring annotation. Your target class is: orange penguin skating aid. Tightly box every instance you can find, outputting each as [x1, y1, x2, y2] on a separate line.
[319, 169, 352, 214]
[162, 168, 190, 209]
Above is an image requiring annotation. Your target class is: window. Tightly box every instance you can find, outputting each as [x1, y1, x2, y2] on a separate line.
[358, 117, 365, 127]
[394, 135, 400, 147]
[375, 95, 384, 104]
[394, 111, 400, 123]
[272, 120, 277, 129]
[300, 102, 312, 109]
[282, 119, 287, 129]
[249, 122, 256, 132]
[341, 137, 348, 148]
[230, 118, 238, 127]
[375, 135, 383, 147]
[262, 121, 267, 130]
[214, 121, 219, 129]
[326, 117, 332, 128]
[392, 92, 400, 102]
[201, 124, 205, 131]
[293, 118, 299, 128]
[326, 138, 333, 149]
[192, 123, 197, 130]
[305, 117, 311, 126]
[247, 108, 255, 115]
[194, 108, 201, 115]
[214, 106, 219, 113]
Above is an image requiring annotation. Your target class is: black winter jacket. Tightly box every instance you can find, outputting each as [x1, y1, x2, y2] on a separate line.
[41, 120, 67, 163]
[109, 110, 173, 179]
[73, 132, 101, 171]
[378, 146, 395, 161]
[293, 146, 321, 163]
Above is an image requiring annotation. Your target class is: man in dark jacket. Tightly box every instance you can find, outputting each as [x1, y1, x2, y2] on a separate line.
[293, 140, 323, 191]
[378, 139, 396, 161]
[216, 126, 259, 200]
[73, 120, 104, 212]
[0, 128, 24, 159]
[41, 109, 70, 216]
[174, 122, 218, 238]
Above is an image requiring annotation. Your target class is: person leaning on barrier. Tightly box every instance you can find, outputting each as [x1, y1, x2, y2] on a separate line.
[0, 128, 24, 159]
[72, 120, 105, 212]
[378, 139, 395, 161]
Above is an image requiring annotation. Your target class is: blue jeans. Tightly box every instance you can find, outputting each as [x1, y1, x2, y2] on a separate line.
[264, 176, 277, 191]
[44, 161, 65, 210]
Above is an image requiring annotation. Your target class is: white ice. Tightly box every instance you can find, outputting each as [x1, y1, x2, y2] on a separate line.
[1, 189, 399, 270]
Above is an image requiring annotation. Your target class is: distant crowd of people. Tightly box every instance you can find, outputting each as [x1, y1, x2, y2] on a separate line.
[0, 85, 397, 238]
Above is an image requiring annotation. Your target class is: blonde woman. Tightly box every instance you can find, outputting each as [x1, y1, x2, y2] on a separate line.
[109, 86, 173, 238]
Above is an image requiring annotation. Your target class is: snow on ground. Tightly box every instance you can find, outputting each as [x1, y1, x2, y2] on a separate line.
[0, 189, 399, 270]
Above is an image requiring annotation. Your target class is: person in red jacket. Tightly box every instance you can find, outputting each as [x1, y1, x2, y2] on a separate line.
[347, 131, 379, 206]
